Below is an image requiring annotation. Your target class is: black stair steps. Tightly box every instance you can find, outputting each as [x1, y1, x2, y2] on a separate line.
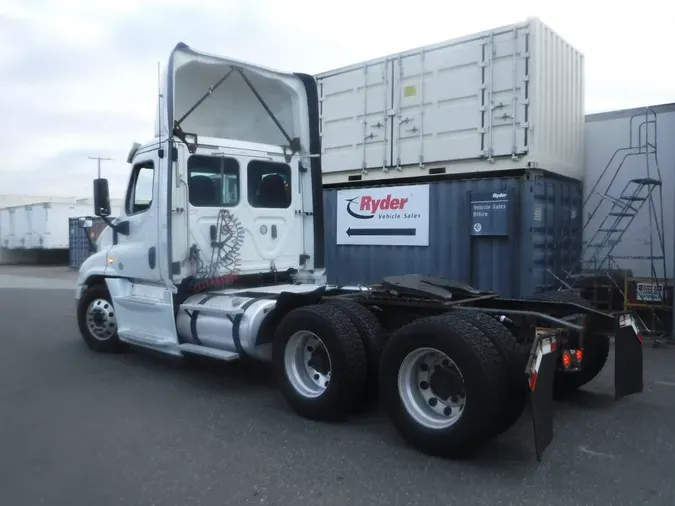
[630, 177, 661, 186]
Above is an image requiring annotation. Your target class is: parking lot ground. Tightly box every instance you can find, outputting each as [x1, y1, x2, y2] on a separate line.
[1, 282, 674, 506]
[0, 265, 77, 289]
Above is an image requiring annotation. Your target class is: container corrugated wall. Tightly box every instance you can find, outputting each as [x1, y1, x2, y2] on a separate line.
[323, 171, 582, 298]
[68, 217, 108, 269]
[529, 18, 585, 178]
[316, 17, 585, 186]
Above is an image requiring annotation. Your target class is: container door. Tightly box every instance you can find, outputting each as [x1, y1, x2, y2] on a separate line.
[391, 26, 529, 168]
[319, 58, 395, 173]
[483, 26, 529, 158]
[25, 205, 33, 248]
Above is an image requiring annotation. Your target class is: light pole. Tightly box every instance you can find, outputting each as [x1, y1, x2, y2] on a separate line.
[88, 156, 111, 178]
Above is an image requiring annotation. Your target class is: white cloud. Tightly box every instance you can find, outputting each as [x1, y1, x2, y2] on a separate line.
[1, 0, 673, 198]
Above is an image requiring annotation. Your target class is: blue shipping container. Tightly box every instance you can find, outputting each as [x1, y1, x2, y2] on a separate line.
[68, 217, 108, 270]
[323, 171, 583, 299]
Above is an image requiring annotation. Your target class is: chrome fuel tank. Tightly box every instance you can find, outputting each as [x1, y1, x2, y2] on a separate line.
[175, 291, 278, 362]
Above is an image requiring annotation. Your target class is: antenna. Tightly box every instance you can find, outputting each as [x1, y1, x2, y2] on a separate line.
[88, 156, 112, 178]
[157, 61, 163, 149]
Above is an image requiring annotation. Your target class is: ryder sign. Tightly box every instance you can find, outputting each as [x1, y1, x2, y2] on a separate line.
[336, 184, 430, 246]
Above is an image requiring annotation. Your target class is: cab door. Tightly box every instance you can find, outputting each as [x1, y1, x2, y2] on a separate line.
[104, 147, 178, 352]
[105, 151, 162, 282]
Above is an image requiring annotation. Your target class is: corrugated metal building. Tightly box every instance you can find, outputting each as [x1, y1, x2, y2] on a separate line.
[584, 103, 675, 278]
[323, 171, 582, 298]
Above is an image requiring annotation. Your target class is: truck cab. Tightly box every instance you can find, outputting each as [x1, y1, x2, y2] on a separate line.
[76, 42, 325, 359]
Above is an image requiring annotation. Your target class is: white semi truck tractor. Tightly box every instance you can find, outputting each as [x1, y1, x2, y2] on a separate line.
[75, 43, 644, 461]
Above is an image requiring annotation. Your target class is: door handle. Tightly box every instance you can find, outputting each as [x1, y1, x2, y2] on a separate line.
[271, 225, 277, 239]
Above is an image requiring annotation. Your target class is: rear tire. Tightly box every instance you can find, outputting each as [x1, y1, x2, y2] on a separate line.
[273, 304, 368, 421]
[379, 312, 507, 458]
[323, 298, 387, 399]
[452, 310, 528, 436]
[529, 290, 610, 395]
[77, 284, 126, 353]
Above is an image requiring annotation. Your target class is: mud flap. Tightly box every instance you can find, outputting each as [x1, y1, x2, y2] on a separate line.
[614, 312, 644, 400]
[527, 333, 558, 462]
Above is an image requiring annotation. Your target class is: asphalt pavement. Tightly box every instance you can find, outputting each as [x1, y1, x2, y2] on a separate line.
[1, 271, 674, 506]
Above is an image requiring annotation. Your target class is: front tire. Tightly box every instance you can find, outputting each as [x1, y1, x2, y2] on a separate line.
[77, 284, 126, 353]
[273, 304, 368, 421]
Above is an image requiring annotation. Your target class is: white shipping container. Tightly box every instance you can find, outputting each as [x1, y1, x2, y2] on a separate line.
[0, 195, 81, 209]
[0, 202, 121, 250]
[316, 17, 584, 185]
[28, 202, 122, 249]
[0, 208, 11, 248]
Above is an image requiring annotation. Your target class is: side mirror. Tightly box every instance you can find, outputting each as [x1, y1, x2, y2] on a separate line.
[93, 178, 111, 217]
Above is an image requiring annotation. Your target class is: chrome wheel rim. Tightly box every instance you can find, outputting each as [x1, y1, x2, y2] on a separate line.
[397, 347, 467, 430]
[284, 331, 332, 399]
[86, 298, 117, 341]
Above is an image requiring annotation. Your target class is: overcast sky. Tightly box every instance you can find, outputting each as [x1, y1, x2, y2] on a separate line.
[1, 0, 673, 199]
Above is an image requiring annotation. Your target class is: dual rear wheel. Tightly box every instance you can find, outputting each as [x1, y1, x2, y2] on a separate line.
[273, 302, 528, 457]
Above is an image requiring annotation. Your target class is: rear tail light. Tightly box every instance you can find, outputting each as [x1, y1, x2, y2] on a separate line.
[562, 351, 572, 368]
[575, 349, 583, 362]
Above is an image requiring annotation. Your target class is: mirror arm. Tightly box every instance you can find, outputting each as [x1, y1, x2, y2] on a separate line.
[101, 216, 130, 236]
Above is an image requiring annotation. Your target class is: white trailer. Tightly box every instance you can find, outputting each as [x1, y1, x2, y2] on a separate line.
[6, 206, 28, 248]
[27, 202, 121, 249]
[316, 17, 584, 185]
[0, 207, 10, 249]
[74, 41, 642, 462]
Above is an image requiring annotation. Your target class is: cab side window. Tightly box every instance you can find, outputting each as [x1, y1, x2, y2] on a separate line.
[125, 162, 155, 215]
[188, 155, 240, 207]
[247, 160, 291, 209]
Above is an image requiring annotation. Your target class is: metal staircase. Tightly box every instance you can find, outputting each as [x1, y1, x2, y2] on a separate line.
[561, 107, 669, 337]
[583, 176, 663, 272]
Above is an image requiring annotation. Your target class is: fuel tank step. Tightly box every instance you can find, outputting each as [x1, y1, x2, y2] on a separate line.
[179, 302, 244, 315]
[178, 343, 240, 362]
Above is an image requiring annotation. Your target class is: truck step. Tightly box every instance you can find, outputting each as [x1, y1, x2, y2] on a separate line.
[179, 303, 244, 316]
[178, 343, 240, 362]
[118, 329, 175, 347]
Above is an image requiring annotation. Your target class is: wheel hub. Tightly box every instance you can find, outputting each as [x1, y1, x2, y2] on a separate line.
[429, 366, 464, 401]
[86, 298, 117, 341]
[284, 331, 333, 399]
[398, 347, 467, 430]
